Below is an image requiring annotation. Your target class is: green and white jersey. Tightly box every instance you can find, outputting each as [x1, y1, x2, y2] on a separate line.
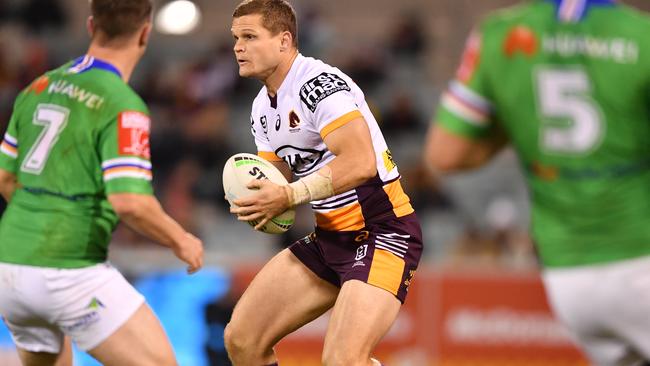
[0, 55, 153, 268]
[436, 0, 650, 268]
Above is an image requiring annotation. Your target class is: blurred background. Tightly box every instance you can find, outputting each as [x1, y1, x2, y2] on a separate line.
[0, 0, 648, 365]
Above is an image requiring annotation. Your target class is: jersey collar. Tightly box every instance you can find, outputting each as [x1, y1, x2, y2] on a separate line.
[545, 0, 617, 23]
[67, 55, 122, 78]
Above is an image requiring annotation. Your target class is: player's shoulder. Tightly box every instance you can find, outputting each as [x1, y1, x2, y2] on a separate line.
[478, 1, 541, 32]
[291, 54, 356, 113]
[293, 54, 351, 87]
[616, 3, 650, 27]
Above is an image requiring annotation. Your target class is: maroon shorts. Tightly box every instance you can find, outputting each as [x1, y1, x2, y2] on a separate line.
[289, 213, 423, 303]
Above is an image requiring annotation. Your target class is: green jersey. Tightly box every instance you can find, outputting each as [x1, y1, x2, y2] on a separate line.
[436, 0, 650, 268]
[0, 55, 153, 268]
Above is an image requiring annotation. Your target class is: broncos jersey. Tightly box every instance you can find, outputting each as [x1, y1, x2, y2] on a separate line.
[250, 54, 414, 231]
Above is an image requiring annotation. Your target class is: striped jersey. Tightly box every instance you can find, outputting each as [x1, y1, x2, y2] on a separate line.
[436, 0, 650, 267]
[0, 55, 153, 268]
[250, 54, 414, 231]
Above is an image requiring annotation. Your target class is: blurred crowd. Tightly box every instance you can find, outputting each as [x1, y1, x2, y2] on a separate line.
[0, 0, 537, 271]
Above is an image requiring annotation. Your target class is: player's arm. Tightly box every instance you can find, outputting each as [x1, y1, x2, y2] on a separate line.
[0, 168, 17, 202]
[283, 116, 376, 206]
[108, 192, 203, 273]
[233, 117, 376, 230]
[270, 160, 292, 182]
[424, 123, 507, 174]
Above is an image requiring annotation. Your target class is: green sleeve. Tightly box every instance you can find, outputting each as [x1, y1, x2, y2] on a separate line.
[436, 23, 496, 140]
[0, 112, 20, 174]
[99, 101, 154, 195]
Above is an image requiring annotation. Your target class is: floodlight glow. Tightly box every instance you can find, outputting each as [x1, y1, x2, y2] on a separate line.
[155, 0, 201, 35]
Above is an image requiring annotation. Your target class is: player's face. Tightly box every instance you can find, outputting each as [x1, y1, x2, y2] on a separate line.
[232, 14, 284, 80]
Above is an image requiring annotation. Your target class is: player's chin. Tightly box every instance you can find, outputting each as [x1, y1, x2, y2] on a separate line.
[238, 66, 254, 78]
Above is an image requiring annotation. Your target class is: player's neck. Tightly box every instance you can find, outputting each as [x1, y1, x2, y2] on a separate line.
[264, 50, 299, 97]
[86, 44, 141, 83]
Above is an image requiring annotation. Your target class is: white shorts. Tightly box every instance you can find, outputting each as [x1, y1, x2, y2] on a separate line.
[0, 262, 144, 352]
[542, 256, 650, 366]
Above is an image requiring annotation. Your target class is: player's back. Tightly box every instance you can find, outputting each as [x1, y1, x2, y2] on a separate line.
[458, 1, 650, 267]
[0, 56, 151, 268]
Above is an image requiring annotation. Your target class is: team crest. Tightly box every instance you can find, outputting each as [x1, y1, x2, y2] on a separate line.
[504, 25, 538, 58]
[289, 110, 301, 132]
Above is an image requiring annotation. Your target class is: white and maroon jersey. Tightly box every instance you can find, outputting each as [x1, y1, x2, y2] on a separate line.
[250, 54, 414, 231]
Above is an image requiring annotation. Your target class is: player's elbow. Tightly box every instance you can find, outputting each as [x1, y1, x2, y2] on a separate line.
[357, 153, 377, 181]
[108, 193, 153, 219]
[425, 152, 466, 175]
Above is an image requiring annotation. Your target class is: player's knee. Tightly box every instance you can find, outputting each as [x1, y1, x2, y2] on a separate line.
[224, 321, 259, 357]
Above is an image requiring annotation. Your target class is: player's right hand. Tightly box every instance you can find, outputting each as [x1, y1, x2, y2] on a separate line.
[173, 232, 204, 274]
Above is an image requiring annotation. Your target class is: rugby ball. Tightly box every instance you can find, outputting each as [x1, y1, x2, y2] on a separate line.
[223, 153, 295, 234]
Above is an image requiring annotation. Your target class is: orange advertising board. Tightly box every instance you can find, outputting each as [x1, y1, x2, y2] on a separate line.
[232, 267, 589, 366]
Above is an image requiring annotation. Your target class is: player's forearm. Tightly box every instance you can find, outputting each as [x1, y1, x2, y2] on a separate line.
[286, 152, 376, 206]
[0, 170, 17, 202]
[109, 194, 187, 248]
[326, 152, 377, 193]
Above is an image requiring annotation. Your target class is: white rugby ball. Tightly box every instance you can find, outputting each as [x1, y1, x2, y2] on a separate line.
[223, 153, 295, 234]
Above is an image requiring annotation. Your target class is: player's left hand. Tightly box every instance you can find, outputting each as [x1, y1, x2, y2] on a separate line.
[231, 179, 290, 231]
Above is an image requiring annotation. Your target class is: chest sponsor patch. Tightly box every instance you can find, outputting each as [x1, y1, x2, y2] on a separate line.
[118, 111, 151, 158]
[276, 145, 325, 174]
[300, 72, 351, 112]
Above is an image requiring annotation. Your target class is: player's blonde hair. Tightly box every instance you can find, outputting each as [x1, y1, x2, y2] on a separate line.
[233, 0, 298, 47]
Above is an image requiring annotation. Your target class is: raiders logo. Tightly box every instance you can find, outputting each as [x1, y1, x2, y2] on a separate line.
[299, 72, 351, 112]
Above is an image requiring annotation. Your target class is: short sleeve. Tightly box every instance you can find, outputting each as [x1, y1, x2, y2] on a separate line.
[436, 27, 496, 139]
[298, 72, 363, 139]
[99, 109, 153, 195]
[0, 113, 19, 174]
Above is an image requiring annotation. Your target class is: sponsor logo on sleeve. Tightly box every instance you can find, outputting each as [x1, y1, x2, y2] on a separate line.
[456, 30, 482, 83]
[382, 149, 397, 172]
[299, 72, 351, 112]
[118, 111, 150, 158]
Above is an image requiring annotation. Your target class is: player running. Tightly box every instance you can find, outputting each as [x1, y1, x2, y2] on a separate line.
[0, 1, 203, 365]
[425, 1, 650, 365]
[225, 1, 423, 365]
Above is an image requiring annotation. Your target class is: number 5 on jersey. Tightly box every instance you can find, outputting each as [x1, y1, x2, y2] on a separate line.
[21, 104, 70, 174]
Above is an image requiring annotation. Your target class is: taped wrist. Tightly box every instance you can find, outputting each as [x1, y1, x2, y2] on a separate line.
[286, 166, 334, 206]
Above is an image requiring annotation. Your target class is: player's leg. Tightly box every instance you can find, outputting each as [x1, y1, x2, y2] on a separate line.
[0, 263, 72, 366]
[224, 248, 339, 365]
[54, 263, 176, 366]
[542, 261, 649, 366]
[87, 303, 176, 366]
[16, 337, 72, 366]
[320, 215, 423, 366]
[322, 280, 400, 366]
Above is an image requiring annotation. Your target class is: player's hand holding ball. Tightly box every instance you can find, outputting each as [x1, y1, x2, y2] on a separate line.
[223, 153, 295, 234]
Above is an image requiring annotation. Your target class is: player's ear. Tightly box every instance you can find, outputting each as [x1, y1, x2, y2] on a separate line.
[87, 16, 96, 38]
[139, 21, 152, 48]
[280, 31, 292, 52]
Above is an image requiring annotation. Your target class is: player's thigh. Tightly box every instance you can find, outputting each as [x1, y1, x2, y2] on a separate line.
[323, 280, 401, 361]
[88, 303, 176, 366]
[17, 337, 73, 366]
[227, 248, 339, 348]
